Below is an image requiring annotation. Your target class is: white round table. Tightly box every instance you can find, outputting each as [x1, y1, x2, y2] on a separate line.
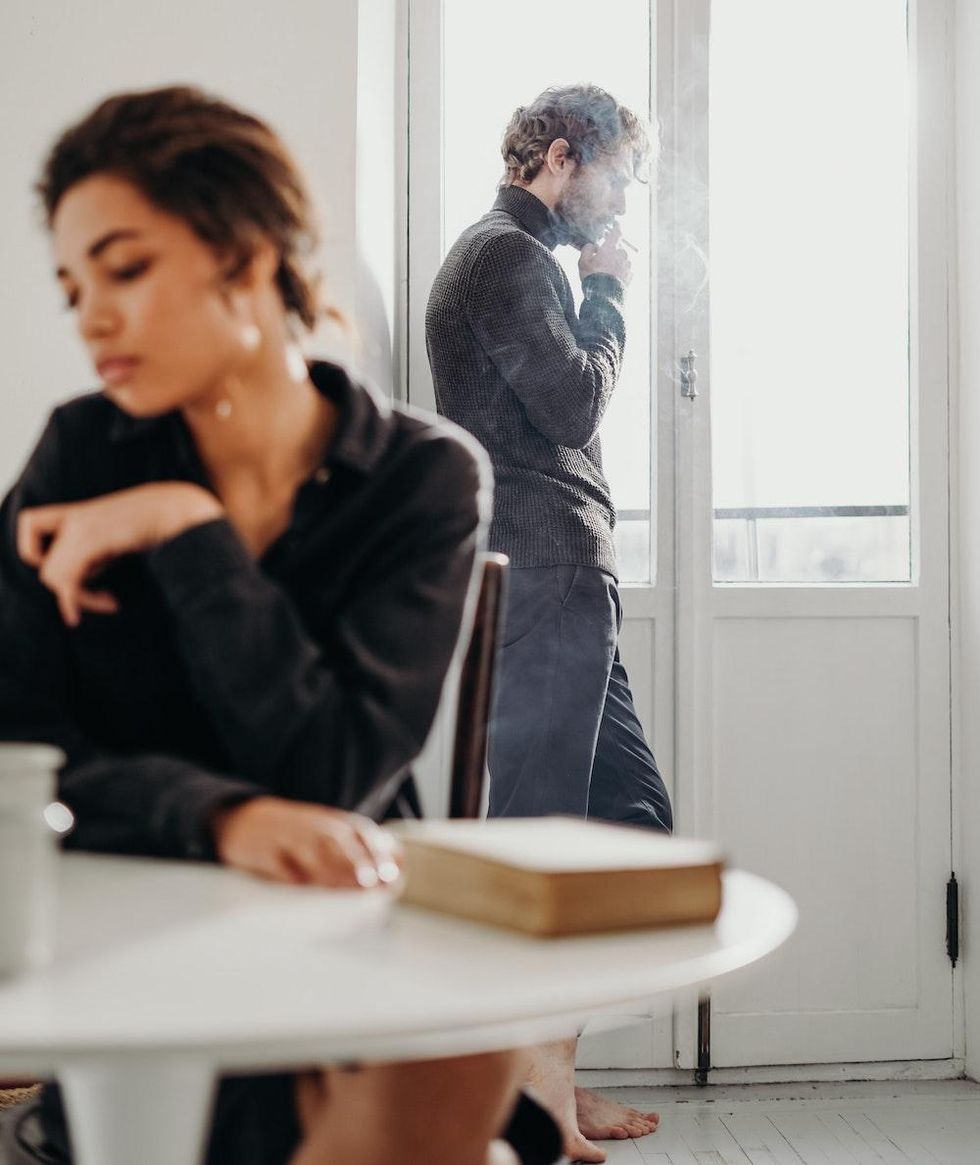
[0, 854, 796, 1165]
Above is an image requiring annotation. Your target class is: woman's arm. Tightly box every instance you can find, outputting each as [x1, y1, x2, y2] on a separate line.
[2, 478, 402, 885]
[0, 412, 389, 880]
[0, 417, 266, 859]
[145, 432, 490, 814]
[8, 408, 490, 842]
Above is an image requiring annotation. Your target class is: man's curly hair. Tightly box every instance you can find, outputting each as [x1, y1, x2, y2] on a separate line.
[500, 84, 653, 188]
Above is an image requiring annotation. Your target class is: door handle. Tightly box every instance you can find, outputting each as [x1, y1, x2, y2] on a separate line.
[680, 349, 698, 399]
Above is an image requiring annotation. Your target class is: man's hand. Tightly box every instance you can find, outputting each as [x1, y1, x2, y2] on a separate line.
[578, 222, 633, 286]
[212, 796, 403, 889]
[17, 482, 223, 626]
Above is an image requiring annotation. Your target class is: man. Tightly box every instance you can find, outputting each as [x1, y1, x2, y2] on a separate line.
[426, 85, 673, 1163]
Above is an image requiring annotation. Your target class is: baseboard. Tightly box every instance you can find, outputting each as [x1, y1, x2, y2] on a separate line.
[576, 1059, 967, 1088]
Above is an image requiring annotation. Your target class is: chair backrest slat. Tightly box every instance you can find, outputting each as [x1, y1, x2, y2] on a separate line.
[448, 553, 509, 820]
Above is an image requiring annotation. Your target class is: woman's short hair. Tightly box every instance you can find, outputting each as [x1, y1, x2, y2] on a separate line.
[38, 85, 326, 331]
[500, 84, 653, 188]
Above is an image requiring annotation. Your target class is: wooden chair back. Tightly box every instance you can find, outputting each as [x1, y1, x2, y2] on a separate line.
[448, 553, 509, 820]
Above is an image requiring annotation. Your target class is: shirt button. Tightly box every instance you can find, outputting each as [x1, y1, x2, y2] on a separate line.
[314, 467, 331, 486]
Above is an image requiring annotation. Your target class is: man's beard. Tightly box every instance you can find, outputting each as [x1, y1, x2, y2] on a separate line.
[552, 215, 594, 250]
[550, 208, 596, 251]
[553, 191, 601, 250]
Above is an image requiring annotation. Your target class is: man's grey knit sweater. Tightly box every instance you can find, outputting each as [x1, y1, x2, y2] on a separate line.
[425, 185, 625, 579]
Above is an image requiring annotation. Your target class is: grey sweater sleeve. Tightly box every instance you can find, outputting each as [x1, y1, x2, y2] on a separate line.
[465, 230, 626, 450]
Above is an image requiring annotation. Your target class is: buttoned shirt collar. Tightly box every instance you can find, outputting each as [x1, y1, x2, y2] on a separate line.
[107, 360, 394, 476]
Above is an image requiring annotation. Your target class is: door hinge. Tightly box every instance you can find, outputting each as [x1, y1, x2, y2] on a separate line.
[947, 874, 960, 967]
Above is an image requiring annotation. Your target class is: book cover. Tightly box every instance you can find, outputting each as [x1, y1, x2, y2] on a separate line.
[390, 818, 724, 936]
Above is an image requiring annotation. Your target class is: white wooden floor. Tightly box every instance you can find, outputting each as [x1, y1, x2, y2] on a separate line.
[577, 1081, 980, 1164]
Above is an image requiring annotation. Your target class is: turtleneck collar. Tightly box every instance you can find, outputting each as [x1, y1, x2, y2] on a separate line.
[491, 185, 566, 250]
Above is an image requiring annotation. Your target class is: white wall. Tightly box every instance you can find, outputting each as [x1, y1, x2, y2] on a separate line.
[0, 0, 449, 811]
[0, 0, 369, 492]
[955, 0, 980, 1080]
[354, 0, 405, 396]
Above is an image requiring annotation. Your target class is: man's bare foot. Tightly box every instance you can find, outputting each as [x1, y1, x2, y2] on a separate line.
[563, 1129, 608, 1163]
[525, 1040, 606, 1163]
[575, 1087, 660, 1141]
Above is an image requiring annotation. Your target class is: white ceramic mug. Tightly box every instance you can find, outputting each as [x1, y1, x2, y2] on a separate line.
[0, 743, 68, 978]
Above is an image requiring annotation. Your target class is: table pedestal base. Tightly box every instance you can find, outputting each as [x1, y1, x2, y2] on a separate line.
[59, 1056, 214, 1165]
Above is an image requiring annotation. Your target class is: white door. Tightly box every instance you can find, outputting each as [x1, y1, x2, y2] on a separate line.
[670, 0, 954, 1067]
[406, 0, 954, 1071]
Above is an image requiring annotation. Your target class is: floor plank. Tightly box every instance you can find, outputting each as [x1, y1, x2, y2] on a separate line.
[861, 1105, 980, 1165]
[720, 1115, 804, 1164]
[581, 1081, 980, 1165]
[812, 1113, 889, 1164]
[837, 1113, 919, 1163]
[768, 1112, 868, 1163]
[637, 1113, 752, 1163]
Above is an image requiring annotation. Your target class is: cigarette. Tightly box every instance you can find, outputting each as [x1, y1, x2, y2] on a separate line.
[621, 238, 639, 253]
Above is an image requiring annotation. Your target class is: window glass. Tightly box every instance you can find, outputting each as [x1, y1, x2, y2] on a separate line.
[709, 0, 911, 583]
[443, 0, 655, 582]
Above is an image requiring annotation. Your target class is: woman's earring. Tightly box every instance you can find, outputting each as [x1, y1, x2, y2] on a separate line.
[286, 341, 307, 381]
[240, 322, 262, 353]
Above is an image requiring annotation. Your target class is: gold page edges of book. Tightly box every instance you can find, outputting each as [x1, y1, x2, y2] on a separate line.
[389, 817, 724, 937]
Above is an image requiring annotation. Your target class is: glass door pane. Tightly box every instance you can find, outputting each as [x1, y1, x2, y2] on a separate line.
[709, 0, 911, 583]
[442, 0, 655, 582]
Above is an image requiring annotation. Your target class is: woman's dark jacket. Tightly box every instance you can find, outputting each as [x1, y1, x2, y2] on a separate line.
[0, 360, 490, 852]
[0, 360, 498, 1165]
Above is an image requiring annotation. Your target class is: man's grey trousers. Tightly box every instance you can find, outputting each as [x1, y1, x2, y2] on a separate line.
[488, 564, 673, 832]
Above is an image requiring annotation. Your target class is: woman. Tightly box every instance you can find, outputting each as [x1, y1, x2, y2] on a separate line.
[0, 87, 560, 1165]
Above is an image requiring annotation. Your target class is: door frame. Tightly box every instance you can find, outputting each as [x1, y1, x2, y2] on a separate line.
[669, 0, 957, 1068]
[400, 0, 959, 1073]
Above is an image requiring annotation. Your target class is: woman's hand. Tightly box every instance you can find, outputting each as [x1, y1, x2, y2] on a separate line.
[211, 796, 403, 889]
[17, 482, 223, 626]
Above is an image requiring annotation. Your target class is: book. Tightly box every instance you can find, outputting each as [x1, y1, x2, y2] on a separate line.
[389, 817, 724, 936]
